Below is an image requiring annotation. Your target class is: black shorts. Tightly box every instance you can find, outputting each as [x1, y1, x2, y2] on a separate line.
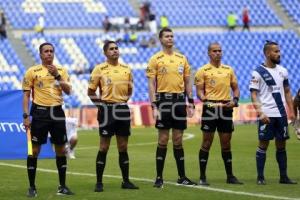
[155, 93, 187, 130]
[201, 104, 234, 133]
[97, 103, 131, 137]
[30, 103, 67, 145]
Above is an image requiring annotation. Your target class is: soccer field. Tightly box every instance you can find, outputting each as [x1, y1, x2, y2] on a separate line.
[0, 124, 299, 200]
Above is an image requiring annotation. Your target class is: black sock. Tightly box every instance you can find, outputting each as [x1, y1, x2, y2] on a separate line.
[199, 149, 209, 180]
[276, 148, 287, 178]
[256, 147, 266, 179]
[222, 151, 233, 177]
[156, 146, 167, 178]
[96, 151, 107, 183]
[119, 151, 129, 182]
[173, 147, 185, 178]
[56, 156, 67, 187]
[27, 156, 37, 188]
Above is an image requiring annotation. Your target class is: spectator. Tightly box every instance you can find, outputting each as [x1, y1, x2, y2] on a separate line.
[129, 31, 138, 43]
[0, 11, 7, 39]
[140, 1, 151, 22]
[140, 36, 149, 48]
[124, 17, 131, 32]
[148, 13, 157, 34]
[242, 7, 250, 31]
[227, 12, 237, 31]
[34, 15, 45, 35]
[102, 16, 112, 32]
[160, 15, 169, 29]
[148, 35, 157, 48]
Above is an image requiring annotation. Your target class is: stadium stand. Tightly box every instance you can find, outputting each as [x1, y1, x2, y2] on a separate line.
[0, 0, 137, 29]
[149, 0, 282, 26]
[0, 39, 25, 91]
[0, 0, 299, 108]
[19, 30, 300, 106]
[278, 0, 300, 24]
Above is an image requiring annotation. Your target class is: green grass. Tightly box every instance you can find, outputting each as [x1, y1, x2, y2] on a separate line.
[0, 124, 300, 200]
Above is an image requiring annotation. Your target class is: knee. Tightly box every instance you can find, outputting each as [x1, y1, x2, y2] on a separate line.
[100, 144, 110, 152]
[221, 141, 231, 150]
[158, 137, 169, 146]
[117, 143, 128, 152]
[172, 137, 182, 147]
[202, 140, 212, 151]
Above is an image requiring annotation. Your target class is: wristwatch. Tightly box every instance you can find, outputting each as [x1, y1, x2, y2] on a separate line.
[23, 113, 29, 119]
[54, 74, 62, 81]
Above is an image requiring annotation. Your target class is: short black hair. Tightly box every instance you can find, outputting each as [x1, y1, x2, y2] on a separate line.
[103, 40, 117, 52]
[208, 42, 221, 51]
[263, 40, 278, 55]
[159, 27, 172, 38]
[39, 42, 54, 54]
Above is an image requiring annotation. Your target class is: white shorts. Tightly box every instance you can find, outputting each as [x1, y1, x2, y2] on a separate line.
[66, 117, 78, 141]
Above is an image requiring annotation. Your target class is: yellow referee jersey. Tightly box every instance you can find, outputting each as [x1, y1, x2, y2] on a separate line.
[146, 51, 190, 93]
[22, 64, 70, 106]
[88, 62, 133, 103]
[194, 63, 238, 101]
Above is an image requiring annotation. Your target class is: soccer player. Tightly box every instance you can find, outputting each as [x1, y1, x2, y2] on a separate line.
[195, 42, 243, 186]
[22, 42, 74, 197]
[293, 89, 300, 139]
[250, 41, 297, 185]
[88, 41, 139, 192]
[146, 27, 196, 188]
[65, 117, 78, 159]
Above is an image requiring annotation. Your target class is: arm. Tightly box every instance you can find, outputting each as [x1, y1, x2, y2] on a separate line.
[184, 75, 194, 117]
[196, 83, 206, 101]
[184, 75, 193, 100]
[57, 78, 72, 95]
[225, 70, 240, 108]
[47, 64, 72, 95]
[284, 86, 295, 122]
[225, 81, 240, 108]
[127, 71, 133, 100]
[148, 77, 156, 104]
[251, 89, 270, 124]
[87, 88, 102, 106]
[23, 90, 31, 130]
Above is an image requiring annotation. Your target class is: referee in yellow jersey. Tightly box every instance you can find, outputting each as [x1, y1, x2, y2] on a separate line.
[22, 42, 74, 197]
[88, 41, 139, 192]
[194, 42, 242, 186]
[146, 28, 196, 188]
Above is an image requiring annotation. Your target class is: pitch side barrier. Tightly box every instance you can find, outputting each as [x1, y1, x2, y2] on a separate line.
[0, 90, 54, 160]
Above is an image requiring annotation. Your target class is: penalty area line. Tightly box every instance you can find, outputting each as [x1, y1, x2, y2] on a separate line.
[0, 162, 299, 200]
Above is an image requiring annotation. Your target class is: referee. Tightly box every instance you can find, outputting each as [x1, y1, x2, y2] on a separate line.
[88, 41, 139, 192]
[195, 42, 243, 185]
[146, 28, 196, 188]
[22, 42, 74, 197]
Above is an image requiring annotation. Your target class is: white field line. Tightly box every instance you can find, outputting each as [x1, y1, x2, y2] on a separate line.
[76, 133, 195, 150]
[0, 162, 299, 200]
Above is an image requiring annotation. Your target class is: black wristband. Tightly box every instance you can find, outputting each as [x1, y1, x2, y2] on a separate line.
[55, 74, 61, 80]
[188, 98, 194, 104]
[151, 101, 158, 109]
[233, 97, 239, 107]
